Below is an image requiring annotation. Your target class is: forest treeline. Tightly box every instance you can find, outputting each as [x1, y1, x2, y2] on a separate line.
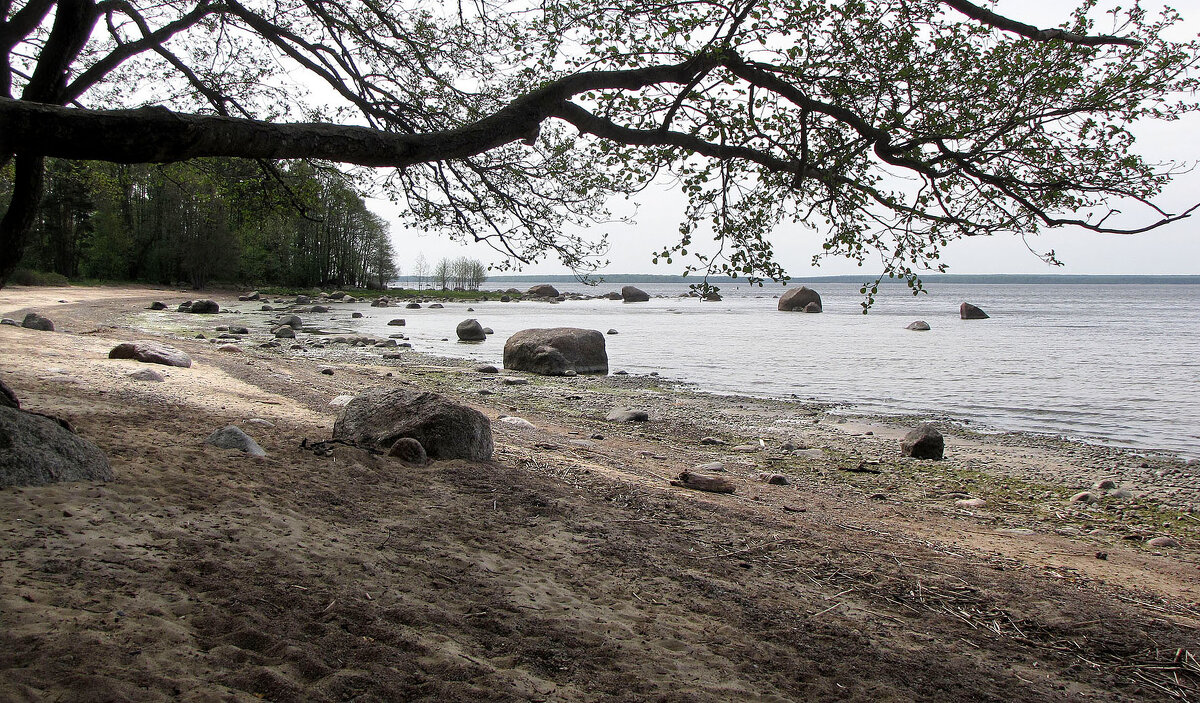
[0, 158, 397, 289]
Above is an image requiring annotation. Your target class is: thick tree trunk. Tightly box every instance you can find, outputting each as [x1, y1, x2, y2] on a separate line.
[0, 155, 45, 286]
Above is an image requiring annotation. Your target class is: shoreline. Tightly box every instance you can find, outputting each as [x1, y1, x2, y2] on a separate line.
[2, 284, 1199, 700]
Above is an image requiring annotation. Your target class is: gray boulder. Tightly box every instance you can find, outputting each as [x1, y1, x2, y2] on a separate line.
[108, 341, 192, 368]
[388, 318, 406, 326]
[278, 314, 303, 328]
[332, 388, 493, 461]
[621, 285, 650, 303]
[457, 319, 487, 342]
[606, 407, 649, 422]
[190, 299, 220, 314]
[526, 284, 560, 297]
[21, 313, 54, 331]
[205, 426, 266, 456]
[273, 326, 296, 339]
[503, 328, 608, 376]
[960, 302, 989, 320]
[778, 286, 822, 312]
[907, 321, 931, 331]
[177, 301, 193, 312]
[0, 406, 113, 486]
[901, 424, 944, 460]
[148, 301, 167, 310]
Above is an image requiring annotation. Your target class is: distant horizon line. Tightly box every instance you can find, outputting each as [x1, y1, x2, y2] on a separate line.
[398, 273, 1200, 285]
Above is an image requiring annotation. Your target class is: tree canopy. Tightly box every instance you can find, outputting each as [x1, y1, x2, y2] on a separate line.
[1, 0, 1197, 291]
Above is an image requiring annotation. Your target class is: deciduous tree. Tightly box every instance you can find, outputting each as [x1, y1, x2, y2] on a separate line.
[1, 0, 1196, 292]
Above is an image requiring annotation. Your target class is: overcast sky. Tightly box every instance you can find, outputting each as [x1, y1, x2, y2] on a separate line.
[379, 0, 1200, 278]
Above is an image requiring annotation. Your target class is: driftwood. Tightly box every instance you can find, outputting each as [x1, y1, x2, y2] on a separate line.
[670, 470, 735, 494]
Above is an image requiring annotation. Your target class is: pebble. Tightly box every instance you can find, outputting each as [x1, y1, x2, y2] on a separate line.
[1094, 479, 1117, 490]
[699, 437, 727, 446]
[499, 416, 536, 429]
[955, 498, 987, 509]
[1146, 536, 1180, 548]
[502, 377, 528, 386]
[694, 462, 725, 473]
[320, 368, 334, 375]
[1069, 491, 1097, 504]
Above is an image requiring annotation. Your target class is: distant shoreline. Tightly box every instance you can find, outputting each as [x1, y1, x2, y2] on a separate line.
[426, 273, 1200, 286]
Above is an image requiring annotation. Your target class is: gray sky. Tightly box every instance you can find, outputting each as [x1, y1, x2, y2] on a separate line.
[382, 0, 1200, 277]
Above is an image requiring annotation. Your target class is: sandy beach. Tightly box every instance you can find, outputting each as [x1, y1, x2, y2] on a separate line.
[1, 284, 1197, 701]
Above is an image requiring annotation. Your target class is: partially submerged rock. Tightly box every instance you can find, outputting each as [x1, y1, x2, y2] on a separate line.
[907, 321, 931, 331]
[1, 406, 113, 486]
[900, 424, 944, 460]
[960, 302, 989, 320]
[332, 388, 493, 461]
[456, 319, 486, 342]
[778, 286, 822, 313]
[205, 425, 267, 456]
[503, 327, 608, 376]
[621, 285, 650, 303]
[108, 341, 192, 368]
[526, 284, 560, 298]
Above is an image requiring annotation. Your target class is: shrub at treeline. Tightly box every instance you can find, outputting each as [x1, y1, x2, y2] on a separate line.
[0, 158, 397, 289]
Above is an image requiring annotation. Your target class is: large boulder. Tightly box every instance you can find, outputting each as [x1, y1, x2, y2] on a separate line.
[189, 299, 220, 314]
[108, 341, 192, 368]
[456, 319, 487, 342]
[21, 313, 54, 331]
[621, 285, 650, 303]
[778, 286, 822, 312]
[503, 328, 608, 376]
[901, 424, 944, 460]
[278, 314, 303, 328]
[333, 389, 493, 461]
[0, 406, 113, 486]
[526, 284, 560, 298]
[960, 302, 989, 320]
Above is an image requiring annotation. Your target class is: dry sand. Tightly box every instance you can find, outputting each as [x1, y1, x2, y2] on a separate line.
[1, 285, 1197, 702]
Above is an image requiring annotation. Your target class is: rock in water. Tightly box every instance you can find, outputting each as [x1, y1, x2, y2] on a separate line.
[108, 341, 192, 368]
[21, 313, 54, 331]
[503, 328, 608, 376]
[0, 406, 113, 486]
[777, 286, 822, 312]
[621, 285, 650, 302]
[606, 407, 649, 422]
[190, 299, 220, 314]
[204, 426, 267, 456]
[332, 388, 493, 461]
[960, 302, 989, 320]
[526, 284, 560, 297]
[901, 424, 944, 460]
[907, 320, 931, 331]
[387, 437, 429, 465]
[456, 319, 487, 342]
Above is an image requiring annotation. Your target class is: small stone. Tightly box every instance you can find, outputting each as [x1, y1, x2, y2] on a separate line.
[476, 364, 499, 374]
[502, 377, 528, 386]
[869, 493, 888, 501]
[906, 320, 931, 331]
[217, 344, 242, 353]
[607, 329, 618, 335]
[699, 437, 727, 446]
[148, 301, 167, 310]
[590, 433, 604, 440]
[499, 416, 536, 429]
[955, 498, 986, 508]
[764, 474, 789, 485]
[329, 395, 355, 407]
[606, 407, 649, 422]
[320, 368, 334, 375]
[127, 369, 164, 382]
[1094, 479, 1117, 490]
[204, 426, 266, 456]
[352, 312, 363, 318]
[1070, 491, 1098, 504]
[1095, 552, 1108, 560]
[694, 462, 725, 473]
[1146, 536, 1179, 548]
[388, 319, 406, 326]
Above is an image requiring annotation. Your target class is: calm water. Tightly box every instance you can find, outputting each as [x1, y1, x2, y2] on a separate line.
[345, 282, 1200, 458]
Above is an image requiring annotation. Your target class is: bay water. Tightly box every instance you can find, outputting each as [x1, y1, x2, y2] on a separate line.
[349, 281, 1200, 458]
